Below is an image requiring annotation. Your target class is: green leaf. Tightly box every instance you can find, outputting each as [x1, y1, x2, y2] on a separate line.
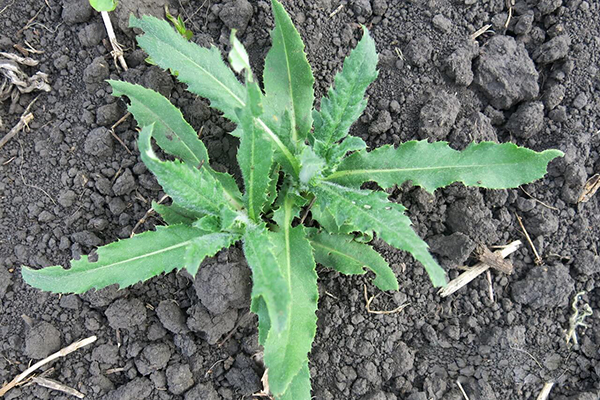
[138, 125, 231, 216]
[152, 201, 204, 225]
[325, 135, 367, 167]
[312, 27, 378, 158]
[264, 195, 318, 397]
[298, 145, 325, 186]
[313, 181, 447, 287]
[109, 81, 243, 210]
[237, 82, 274, 221]
[128, 15, 300, 177]
[228, 30, 251, 77]
[243, 224, 290, 335]
[130, 15, 246, 124]
[89, 0, 117, 12]
[165, 5, 193, 40]
[327, 141, 564, 193]
[307, 229, 398, 291]
[279, 363, 311, 400]
[22, 225, 238, 293]
[263, 0, 315, 143]
[110, 81, 209, 166]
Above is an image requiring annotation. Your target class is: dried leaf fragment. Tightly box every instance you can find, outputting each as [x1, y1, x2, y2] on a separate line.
[578, 174, 600, 203]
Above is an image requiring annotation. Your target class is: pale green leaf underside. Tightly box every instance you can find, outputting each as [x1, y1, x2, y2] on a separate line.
[243, 224, 290, 336]
[263, 0, 315, 142]
[110, 80, 243, 209]
[130, 15, 246, 123]
[263, 196, 318, 397]
[308, 230, 398, 291]
[89, 0, 117, 12]
[228, 30, 251, 75]
[328, 141, 564, 193]
[22, 225, 238, 293]
[139, 125, 231, 216]
[312, 26, 378, 160]
[313, 181, 447, 287]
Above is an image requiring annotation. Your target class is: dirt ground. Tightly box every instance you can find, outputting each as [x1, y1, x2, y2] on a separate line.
[1, 0, 599, 399]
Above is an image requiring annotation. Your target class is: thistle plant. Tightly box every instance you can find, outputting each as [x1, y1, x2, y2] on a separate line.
[23, 1, 563, 398]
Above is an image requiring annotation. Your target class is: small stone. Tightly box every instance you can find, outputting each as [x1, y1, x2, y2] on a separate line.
[96, 102, 122, 126]
[533, 35, 570, 64]
[62, 0, 93, 24]
[537, 0, 562, 15]
[166, 364, 194, 395]
[351, 0, 372, 17]
[25, 322, 61, 359]
[405, 36, 433, 67]
[445, 42, 478, 86]
[372, 0, 388, 16]
[572, 92, 588, 109]
[543, 84, 565, 110]
[84, 127, 114, 158]
[474, 36, 539, 109]
[219, 0, 253, 33]
[514, 12, 534, 35]
[184, 383, 220, 400]
[511, 264, 574, 309]
[38, 210, 55, 223]
[419, 91, 460, 140]
[156, 300, 188, 334]
[83, 57, 109, 85]
[368, 110, 393, 135]
[59, 294, 81, 310]
[505, 102, 544, 138]
[432, 14, 452, 32]
[549, 106, 567, 122]
[58, 190, 77, 208]
[72, 231, 102, 247]
[112, 169, 136, 196]
[135, 343, 171, 375]
[78, 23, 105, 47]
[574, 250, 600, 276]
[105, 298, 147, 330]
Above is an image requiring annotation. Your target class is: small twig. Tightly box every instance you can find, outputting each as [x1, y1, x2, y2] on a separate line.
[0, 336, 97, 397]
[520, 187, 559, 211]
[509, 345, 543, 370]
[456, 380, 470, 400]
[130, 194, 169, 237]
[104, 367, 125, 375]
[107, 114, 134, 157]
[31, 377, 84, 399]
[504, 0, 515, 29]
[299, 196, 316, 225]
[363, 284, 409, 315]
[329, 3, 345, 18]
[100, 11, 128, 71]
[0, 95, 39, 150]
[536, 382, 554, 400]
[515, 213, 542, 265]
[439, 241, 521, 297]
[218, 311, 252, 347]
[485, 269, 494, 302]
[470, 24, 493, 40]
[205, 358, 226, 378]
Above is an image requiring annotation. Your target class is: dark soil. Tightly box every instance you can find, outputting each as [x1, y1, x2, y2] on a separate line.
[1, 0, 599, 399]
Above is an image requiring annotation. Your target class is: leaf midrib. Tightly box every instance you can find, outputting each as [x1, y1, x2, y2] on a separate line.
[75, 233, 233, 276]
[327, 161, 534, 180]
